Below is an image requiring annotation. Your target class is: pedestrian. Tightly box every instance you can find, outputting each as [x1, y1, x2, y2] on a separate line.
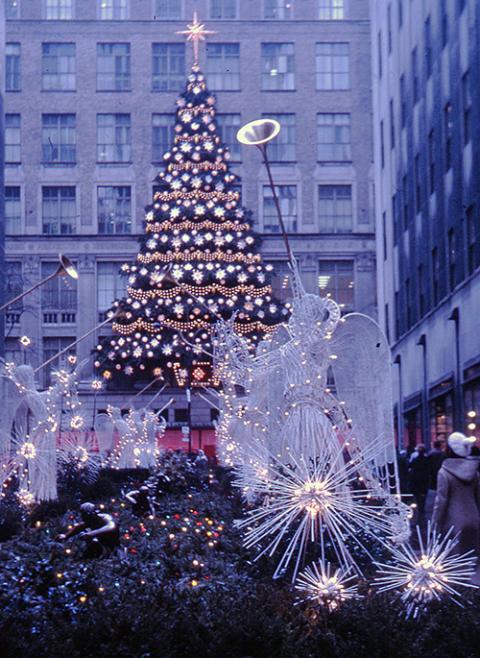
[432, 432, 480, 556]
[408, 444, 430, 521]
[428, 439, 446, 490]
[397, 449, 410, 494]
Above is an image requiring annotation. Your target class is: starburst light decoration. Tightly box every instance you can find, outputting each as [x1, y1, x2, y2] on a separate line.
[236, 439, 398, 581]
[373, 524, 478, 618]
[295, 560, 360, 611]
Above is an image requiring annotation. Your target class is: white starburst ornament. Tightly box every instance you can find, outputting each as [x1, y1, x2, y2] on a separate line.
[374, 524, 478, 618]
[236, 440, 397, 581]
[295, 560, 360, 611]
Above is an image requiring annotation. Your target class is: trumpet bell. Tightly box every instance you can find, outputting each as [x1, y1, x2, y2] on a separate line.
[236, 118, 281, 146]
[57, 253, 79, 280]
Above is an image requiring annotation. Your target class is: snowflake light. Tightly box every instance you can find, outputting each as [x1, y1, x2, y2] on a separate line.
[374, 525, 478, 618]
[236, 442, 396, 580]
[295, 560, 360, 611]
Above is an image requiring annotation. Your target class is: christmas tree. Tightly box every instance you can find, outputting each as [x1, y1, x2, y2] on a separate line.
[95, 64, 288, 386]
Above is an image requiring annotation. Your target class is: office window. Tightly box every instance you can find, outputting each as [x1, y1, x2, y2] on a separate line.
[462, 71, 471, 145]
[42, 186, 76, 235]
[444, 102, 453, 170]
[318, 0, 344, 19]
[414, 154, 421, 212]
[441, 0, 448, 47]
[380, 120, 385, 169]
[97, 43, 131, 91]
[43, 337, 76, 387]
[424, 17, 432, 78]
[398, 0, 403, 27]
[316, 43, 349, 90]
[402, 174, 408, 229]
[42, 114, 76, 164]
[5, 262, 23, 316]
[206, 43, 240, 90]
[266, 261, 293, 303]
[6, 0, 20, 19]
[428, 130, 435, 194]
[432, 246, 439, 305]
[400, 74, 406, 127]
[216, 114, 241, 160]
[418, 264, 425, 317]
[155, 0, 182, 18]
[6, 43, 21, 91]
[42, 43, 75, 91]
[466, 205, 477, 275]
[97, 262, 124, 320]
[263, 0, 292, 19]
[97, 186, 132, 234]
[392, 193, 398, 245]
[318, 261, 354, 312]
[152, 43, 185, 91]
[261, 43, 294, 91]
[5, 114, 21, 163]
[405, 277, 412, 327]
[263, 185, 297, 233]
[97, 114, 131, 163]
[5, 187, 21, 234]
[389, 99, 395, 149]
[317, 113, 350, 161]
[412, 47, 418, 104]
[262, 113, 295, 161]
[209, 0, 236, 19]
[98, 0, 128, 19]
[382, 211, 387, 261]
[45, 0, 73, 19]
[447, 227, 456, 291]
[318, 185, 352, 233]
[387, 4, 392, 52]
[152, 114, 175, 161]
[377, 31, 382, 79]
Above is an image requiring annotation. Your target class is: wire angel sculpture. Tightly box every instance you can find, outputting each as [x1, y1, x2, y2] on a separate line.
[106, 405, 166, 469]
[0, 363, 76, 501]
[213, 259, 410, 578]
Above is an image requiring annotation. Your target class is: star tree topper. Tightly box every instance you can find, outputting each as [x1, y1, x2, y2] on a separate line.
[176, 12, 217, 65]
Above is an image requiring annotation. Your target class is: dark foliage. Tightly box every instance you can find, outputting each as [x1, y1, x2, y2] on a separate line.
[0, 462, 479, 658]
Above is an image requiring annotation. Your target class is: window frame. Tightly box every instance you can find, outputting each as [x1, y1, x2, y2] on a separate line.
[41, 185, 77, 235]
[41, 42, 76, 91]
[97, 185, 133, 235]
[96, 42, 131, 91]
[317, 183, 353, 233]
[261, 42, 295, 91]
[152, 43, 186, 92]
[315, 42, 350, 91]
[206, 43, 241, 91]
[42, 113, 76, 164]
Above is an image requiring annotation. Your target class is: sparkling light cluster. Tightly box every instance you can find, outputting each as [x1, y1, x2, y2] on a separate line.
[374, 525, 478, 618]
[295, 561, 360, 611]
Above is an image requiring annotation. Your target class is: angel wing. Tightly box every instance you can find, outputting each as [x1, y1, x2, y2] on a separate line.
[94, 412, 115, 455]
[328, 313, 398, 493]
[0, 361, 30, 455]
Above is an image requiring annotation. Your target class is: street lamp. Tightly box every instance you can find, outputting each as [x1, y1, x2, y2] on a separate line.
[0, 253, 79, 312]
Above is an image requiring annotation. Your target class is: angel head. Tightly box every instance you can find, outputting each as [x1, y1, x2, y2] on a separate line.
[288, 293, 341, 342]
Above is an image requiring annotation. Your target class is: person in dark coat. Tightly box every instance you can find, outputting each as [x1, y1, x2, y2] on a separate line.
[428, 440, 446, 490]
[408, 444, 430, 521]
[432, 432, 480, 556]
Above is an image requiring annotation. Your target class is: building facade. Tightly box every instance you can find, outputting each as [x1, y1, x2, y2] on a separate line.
[371, 0, 480, 449]
[3, 0, 375, 427]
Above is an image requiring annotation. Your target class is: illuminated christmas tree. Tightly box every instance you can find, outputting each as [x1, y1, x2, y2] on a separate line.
[95, 63, 287, 386]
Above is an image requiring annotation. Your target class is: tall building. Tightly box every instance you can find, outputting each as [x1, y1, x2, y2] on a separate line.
[371, 0, 480, 449]
[3, 0, 375, 427]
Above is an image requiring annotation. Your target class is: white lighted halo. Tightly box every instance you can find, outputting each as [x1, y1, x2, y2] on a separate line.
[236, 119, 281, 146]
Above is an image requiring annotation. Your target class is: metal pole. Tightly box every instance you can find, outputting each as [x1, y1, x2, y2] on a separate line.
[258, 143, 295, 267]
[34, 312, 118, 373]
[0, 270, 59, 312]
